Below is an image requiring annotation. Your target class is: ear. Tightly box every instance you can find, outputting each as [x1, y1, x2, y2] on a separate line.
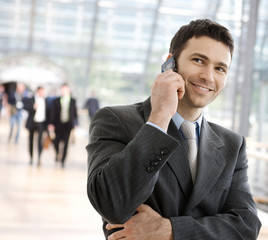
[166, 53, 173, 60]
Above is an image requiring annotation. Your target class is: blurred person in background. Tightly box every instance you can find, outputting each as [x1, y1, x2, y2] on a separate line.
[48, 83, 78, 168]
[0, 84, 6, 118]
[7, 82, 26, 144]
[23, 86, 49, 166]
[84, 90, 100, 121]
[86, 19, 261, 239]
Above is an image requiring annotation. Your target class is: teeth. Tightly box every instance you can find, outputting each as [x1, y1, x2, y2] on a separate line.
[195, 85, 209, 91]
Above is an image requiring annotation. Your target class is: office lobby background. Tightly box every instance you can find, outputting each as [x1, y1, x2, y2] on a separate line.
[0, 0, 267, 239]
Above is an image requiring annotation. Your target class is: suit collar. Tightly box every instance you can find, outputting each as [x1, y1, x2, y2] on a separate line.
[142, 97, 151, 122]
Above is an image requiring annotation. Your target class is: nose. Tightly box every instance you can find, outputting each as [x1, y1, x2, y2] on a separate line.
[199, 66, 214, 83]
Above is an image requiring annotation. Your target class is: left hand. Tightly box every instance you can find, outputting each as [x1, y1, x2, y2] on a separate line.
[106, 204, 173, 240]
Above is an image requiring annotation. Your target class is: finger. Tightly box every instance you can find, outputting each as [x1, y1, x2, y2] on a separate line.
[177, 87, 185, 99]
[106, 223, 124, 230]
[107, 229, 126, 240]
[136, 204, 150, 212]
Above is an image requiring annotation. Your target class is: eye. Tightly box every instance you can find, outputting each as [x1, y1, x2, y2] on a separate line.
[192, 58, 203, 64]
[216, 67, 226, 73]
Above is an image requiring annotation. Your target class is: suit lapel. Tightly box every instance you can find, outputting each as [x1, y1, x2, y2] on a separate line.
[184, 118, 226, 214]
[167, 121, 194, 199]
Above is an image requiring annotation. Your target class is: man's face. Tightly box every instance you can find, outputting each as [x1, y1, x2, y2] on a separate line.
[61, 85, 70, 96]
[37, 88, 45, 97]
[176, 36, 232, 110]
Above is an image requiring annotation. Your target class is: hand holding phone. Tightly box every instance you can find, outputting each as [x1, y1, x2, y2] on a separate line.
[149, 56, 184, 131]
[161, 56, 184, 97]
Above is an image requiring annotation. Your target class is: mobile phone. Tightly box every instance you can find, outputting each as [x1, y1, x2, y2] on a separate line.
[161, 56, 176, 72]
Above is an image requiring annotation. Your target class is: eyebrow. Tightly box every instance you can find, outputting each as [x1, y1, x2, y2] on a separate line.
[190, 53, 229, 69]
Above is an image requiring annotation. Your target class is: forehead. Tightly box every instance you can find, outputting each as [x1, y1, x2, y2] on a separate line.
[181, 36, 232, 67]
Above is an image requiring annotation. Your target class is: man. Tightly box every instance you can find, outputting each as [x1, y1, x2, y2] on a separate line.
[86, 19, 261, 239]
[0, 84, 6, 118]
[49, 83, 78, 167]
[24, 86, 49, 165]
[7, 82, 25, 143]
[84, 90, 100, 121]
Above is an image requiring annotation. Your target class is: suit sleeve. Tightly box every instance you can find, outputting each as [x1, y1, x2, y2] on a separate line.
[86, 107, 179, 224]
[170, 137, 261, 240]
[23, 97, 35, 113]
[72, 99, 78, 126]
[48, 98, 57, 124]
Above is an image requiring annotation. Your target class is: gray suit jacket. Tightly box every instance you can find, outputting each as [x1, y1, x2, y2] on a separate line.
[86, 97, 261, 239]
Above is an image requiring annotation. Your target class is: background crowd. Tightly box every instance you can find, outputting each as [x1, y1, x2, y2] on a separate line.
[0, 82, 99, 168]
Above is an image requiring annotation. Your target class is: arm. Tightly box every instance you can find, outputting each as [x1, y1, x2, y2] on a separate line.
[106, 137, 261, 240]
[86, 106, 179, 224]
[87, 70, 184, 224]
[106, 204, 173, 240]
[23, 97, 35, 113]
[73, 99, 78, 126]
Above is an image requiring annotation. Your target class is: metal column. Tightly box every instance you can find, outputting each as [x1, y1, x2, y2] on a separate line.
[238, 0, 260, 136]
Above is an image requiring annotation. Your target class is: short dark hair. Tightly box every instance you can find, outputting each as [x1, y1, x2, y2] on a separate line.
[61, 83, 69, 88]
[36, 86, 44, 91]
[169, 19, 234, 64]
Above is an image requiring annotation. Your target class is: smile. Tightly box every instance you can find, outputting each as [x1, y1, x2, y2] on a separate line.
[193, 83, 211, 91]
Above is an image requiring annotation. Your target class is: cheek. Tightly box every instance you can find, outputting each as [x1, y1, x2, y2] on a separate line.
[177, 64, 193, 79]
[216, 78, 227, 91]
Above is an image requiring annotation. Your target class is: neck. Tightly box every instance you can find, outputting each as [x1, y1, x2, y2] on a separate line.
[177, 102, 203, 122]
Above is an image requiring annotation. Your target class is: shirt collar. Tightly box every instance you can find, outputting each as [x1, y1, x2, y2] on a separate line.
[172, 112, 203, 135]
[61, 95, 71, 102]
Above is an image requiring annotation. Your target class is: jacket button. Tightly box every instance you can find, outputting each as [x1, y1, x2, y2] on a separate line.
[151, 161, 159, 166]
[160, 149, 168, 155]
[155, 155, 163, 161]
[146, 166, 154, 173]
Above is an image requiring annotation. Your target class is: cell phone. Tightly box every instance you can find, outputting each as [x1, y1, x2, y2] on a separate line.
[161, 56, 176, 72]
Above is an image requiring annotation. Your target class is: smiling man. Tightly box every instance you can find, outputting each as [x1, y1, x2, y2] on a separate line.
[87, 19, 261, 240]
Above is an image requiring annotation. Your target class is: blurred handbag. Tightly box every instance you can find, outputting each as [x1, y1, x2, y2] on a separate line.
[43, 135, 51, 149]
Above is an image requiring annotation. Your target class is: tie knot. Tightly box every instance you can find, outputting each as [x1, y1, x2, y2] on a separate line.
[181, 121, 196, 140]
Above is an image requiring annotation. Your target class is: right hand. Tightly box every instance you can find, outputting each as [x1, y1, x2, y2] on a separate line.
[48, 124, 55, 132]
[149, 69, 185, 132]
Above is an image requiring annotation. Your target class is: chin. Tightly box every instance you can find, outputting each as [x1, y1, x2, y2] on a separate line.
[188, 99, 208, 109]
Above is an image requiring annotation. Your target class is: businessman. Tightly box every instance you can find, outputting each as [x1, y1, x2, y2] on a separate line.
[87, 19, 261, 239]
[49, 83, 78, 167]
[23, 86, 49, 165]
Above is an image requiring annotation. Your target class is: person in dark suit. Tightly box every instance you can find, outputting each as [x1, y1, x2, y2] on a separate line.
[0, 84, 6, 118]
[86, 19, 261, 239]
[49, 83, 78, 167]
[24, 86, 49, 165]
[84, 91, 100, 121]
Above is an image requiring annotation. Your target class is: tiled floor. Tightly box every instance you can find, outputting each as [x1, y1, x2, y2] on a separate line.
[0, 116, 267, 240]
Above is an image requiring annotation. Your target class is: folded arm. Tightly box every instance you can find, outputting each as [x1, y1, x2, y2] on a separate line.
[86, 106, 179, 224]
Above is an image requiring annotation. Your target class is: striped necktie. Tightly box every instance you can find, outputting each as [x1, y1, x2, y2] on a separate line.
[181, 121, 198, 183]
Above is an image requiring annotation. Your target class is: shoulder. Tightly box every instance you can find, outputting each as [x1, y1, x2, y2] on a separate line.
[23, 96, 34, 104]
[96, 101, 145, 124]
[53, 97, 60, 101]
[208, 121, 241, 137]
[91, 100, 148, 138]
[53, 97, 60, 104]
[207, 121, 244, 146]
